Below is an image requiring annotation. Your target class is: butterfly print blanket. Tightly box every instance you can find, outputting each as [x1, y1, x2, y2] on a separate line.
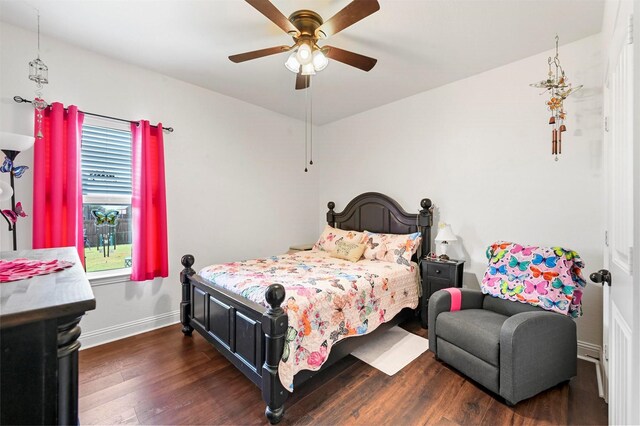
[199, 250, 419, 391]
[481, 241, 586, 317]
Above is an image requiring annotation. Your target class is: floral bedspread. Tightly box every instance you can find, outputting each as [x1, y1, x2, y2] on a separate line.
[199, 250, 419, 391]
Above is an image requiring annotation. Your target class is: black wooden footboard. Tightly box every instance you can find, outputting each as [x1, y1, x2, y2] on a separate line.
[180, 255, 288, 423]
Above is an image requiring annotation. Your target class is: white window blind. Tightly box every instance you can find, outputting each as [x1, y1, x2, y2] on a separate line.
[81, 124, 132, 196]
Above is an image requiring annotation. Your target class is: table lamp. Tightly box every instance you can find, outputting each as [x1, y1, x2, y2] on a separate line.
[435, 223, 457, 260]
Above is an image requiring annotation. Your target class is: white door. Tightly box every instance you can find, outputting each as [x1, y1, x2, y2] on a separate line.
[597, 5, 638, 424]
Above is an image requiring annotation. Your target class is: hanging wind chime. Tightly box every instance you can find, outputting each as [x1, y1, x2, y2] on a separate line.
[29, 10, 49, 140]
[530, 35, 582, 161]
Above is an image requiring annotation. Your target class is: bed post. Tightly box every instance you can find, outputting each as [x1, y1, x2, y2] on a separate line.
[262, 284, 289, 424]
[180, 254, 195, 336]
[326, 201, 336, 226]
[419, 199, 433, 256]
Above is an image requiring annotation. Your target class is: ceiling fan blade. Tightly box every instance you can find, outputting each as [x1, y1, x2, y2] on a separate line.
[229, 45, 292, 63]
[295, 72, 310, 90]
[245, 0, 300, 36]
[324, 46, 377, 71]
[315, 0, 380, 39]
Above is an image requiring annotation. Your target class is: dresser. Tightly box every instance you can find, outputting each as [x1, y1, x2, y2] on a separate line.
[0, 247, 96, 425]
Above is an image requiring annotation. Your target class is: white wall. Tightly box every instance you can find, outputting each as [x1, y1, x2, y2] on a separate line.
[0, 22, 320, 346]
[316, 34, 605, 347]
[0, 22, 606, 349]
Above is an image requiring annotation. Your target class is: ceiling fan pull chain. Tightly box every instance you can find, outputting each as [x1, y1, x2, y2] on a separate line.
[309, 86, 314, 166]
[304, 86, 308, 172]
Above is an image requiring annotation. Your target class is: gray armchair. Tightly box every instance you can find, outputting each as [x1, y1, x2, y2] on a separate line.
[428, 289, 577, 405]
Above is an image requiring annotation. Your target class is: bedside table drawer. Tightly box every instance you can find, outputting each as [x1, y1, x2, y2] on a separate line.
[426, 263, 454, 279]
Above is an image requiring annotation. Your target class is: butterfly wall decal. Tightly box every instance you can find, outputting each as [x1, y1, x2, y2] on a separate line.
[2, 202, 27, 223]
[91, 210, 120, 227]
[0, 157, 29, 178]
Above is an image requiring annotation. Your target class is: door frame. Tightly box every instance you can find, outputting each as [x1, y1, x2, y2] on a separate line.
[632, 3, 640, 424]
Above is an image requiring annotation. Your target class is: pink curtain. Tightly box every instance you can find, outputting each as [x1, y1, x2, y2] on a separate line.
[131, 121, 168, 281]
[32, 103, 85, 265]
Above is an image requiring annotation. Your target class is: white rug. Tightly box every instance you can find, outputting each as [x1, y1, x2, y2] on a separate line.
[350, 326, 429, 376]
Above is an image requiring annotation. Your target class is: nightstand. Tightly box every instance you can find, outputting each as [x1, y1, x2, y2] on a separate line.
[286, 243, 314, 254]
[420, 258, 464, 328]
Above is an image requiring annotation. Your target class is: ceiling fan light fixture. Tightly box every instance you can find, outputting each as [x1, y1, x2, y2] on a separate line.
[285, 51, 301, 73]
[312, 50, 328, 72]
[296, 42, 313, 65]
[300, 63, 316, 76]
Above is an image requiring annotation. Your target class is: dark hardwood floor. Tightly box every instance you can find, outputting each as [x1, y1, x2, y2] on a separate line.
[78, 320, 607, 425]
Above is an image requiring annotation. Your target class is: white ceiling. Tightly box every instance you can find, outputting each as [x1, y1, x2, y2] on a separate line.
[0, 0, 604, 124]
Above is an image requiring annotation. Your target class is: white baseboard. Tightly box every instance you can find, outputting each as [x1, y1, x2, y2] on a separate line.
[79, 309, 180, 350]
[598, 347, 608, 403]
[577, 340, 601, 361]
[576, 340, 607, 401]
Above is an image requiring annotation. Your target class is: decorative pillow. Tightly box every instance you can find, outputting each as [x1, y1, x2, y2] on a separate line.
[362, 231, 422, 268]
[481, 241, 586, 317]
[361, 232, 388, 260]
[330, 240, 366, 263]
[313, 225, 364, 252]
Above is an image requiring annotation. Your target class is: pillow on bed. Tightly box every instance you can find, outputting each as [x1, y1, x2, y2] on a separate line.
[361, 232, 388, 260]
[330, 240, 366, 262]
[363, 231, 422, 267]
[313, 225, 364, 252]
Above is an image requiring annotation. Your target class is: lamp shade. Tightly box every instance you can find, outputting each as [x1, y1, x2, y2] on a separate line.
[312, 50, 328, 71]
[0, 181, 13, 201]
[296, 43, 313, 65]
[300, 63, 316, 76]
[435, 224, 457, 242]
[285, 51, 301, 73]
[0, 132, 35, 152]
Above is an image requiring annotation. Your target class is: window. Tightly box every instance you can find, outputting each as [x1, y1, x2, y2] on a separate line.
[81, 121, 133, 273]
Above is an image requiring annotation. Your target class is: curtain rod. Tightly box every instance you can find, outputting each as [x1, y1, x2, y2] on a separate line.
[13, 96, 174, 133]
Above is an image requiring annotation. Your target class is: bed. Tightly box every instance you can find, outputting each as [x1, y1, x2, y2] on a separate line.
[179, 192, 433, 423]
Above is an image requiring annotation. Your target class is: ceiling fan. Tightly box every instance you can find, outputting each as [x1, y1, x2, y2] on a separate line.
[229, 0, 380, 90]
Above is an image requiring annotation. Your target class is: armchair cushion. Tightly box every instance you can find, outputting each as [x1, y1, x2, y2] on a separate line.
[437, 338, 500, 393]
[436, 309, 508, 366]
[483, 295, 545, 316]
[428, 288, 485, 354]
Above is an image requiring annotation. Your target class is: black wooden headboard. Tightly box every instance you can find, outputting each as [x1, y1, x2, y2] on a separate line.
[326, 192, 433, 258]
